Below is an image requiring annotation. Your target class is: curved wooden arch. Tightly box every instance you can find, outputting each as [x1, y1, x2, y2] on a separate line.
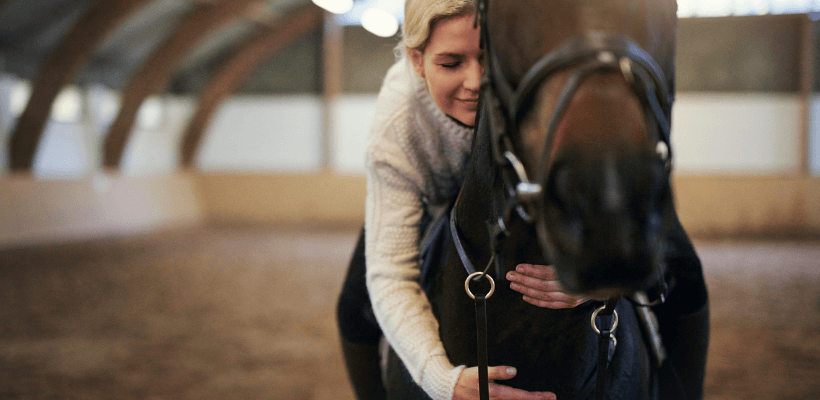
[102, 0, 262, 170]
[7, 0, 151, 172]
[179, 4, 323, 168]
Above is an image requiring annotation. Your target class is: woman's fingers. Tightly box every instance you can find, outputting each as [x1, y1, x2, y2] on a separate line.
[481, 366, 558, 400]
[507, 264, 587, 309]
[486, 366, 518, 381]
[455, 366, 558, 399]
[521, 295, 586, 309]
[489, 384, 557, 400]
[513, 263, 558, 280]
[507, 272, 562, 292]
[508, 281, 576, 301]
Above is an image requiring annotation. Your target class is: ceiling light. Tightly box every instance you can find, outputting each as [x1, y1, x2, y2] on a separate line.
[312, 0, 353, 14]
[361, 8, 398, 37]
[95, 90, 120, 127]
[10, 80, 31, 117]
[52, 86, 82, 123]
[137, 97, 163, 130]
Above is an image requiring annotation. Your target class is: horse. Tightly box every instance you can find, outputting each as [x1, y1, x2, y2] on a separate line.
[386, 0, 707, 399]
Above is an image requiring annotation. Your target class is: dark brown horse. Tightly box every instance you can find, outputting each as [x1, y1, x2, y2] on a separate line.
[387, 1, 707, 399]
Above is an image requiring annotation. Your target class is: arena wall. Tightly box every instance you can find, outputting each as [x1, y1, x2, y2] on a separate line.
[1, 171, 818, 249]
[0, 172, 203, 248]
[194, 173, 820, 238]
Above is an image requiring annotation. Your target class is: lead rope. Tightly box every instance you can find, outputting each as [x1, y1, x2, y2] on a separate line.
[475, 293, 490, 400]
[473, 3, 494, 397]
[466, 275, 494, 400]
[451, 210, 496, 400]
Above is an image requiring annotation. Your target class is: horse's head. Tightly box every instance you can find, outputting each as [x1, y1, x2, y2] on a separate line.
[482, 0, 678, 298]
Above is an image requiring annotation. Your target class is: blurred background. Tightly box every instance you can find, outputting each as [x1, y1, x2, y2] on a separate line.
[0, 0, 818, 399]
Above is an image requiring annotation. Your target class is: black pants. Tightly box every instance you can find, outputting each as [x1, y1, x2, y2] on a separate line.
[337, 228, 382, 345]
[337, 210, 449, 345]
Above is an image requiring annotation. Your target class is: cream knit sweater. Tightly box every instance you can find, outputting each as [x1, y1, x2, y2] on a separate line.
[364, 57, 474, 400]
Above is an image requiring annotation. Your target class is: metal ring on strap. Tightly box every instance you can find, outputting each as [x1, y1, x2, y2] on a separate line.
[465, 272, 496, 300]
[590, 304, 619, 334]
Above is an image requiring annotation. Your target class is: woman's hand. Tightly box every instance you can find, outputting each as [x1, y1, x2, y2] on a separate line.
[506, 264, 587, 309]
[454, 366, 557, 400]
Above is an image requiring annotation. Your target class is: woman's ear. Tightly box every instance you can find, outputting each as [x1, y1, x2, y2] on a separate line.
[409, 49, 425, 78]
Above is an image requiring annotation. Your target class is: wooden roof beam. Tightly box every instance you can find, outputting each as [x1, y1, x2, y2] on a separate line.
[179, 4, 323, 168]
[7, 0, 152, 172]
[102, 0, 263, 170]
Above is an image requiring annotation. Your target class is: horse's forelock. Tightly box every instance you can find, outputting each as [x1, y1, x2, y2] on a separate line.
[487, 0, 578, 84]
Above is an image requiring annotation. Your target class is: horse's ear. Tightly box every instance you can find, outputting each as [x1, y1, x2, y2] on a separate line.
[408, 49, 426, 78]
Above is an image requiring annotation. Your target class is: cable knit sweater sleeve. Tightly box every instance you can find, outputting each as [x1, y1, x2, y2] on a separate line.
[364, 58, 473, 400]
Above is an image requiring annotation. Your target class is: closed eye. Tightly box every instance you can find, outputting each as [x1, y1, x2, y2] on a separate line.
[434, 53, 464, 70]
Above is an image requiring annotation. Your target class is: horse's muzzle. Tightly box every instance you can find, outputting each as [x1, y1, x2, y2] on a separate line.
[542, 155, 667, 296]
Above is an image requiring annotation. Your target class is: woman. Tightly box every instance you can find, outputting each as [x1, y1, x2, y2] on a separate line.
[337, 1, 583, 399]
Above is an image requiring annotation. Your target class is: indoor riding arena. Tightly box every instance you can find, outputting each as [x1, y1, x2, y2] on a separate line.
[1, 1, 819, 399]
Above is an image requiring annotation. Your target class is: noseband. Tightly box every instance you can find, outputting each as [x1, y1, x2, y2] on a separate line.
[477, 5, 674, 236]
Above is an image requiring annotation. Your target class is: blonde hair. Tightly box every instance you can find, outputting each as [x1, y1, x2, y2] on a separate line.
[397, 0, 477, 57]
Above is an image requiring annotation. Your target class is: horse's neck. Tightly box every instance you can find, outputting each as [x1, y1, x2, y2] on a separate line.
[454, 120, 545, 274]
[453, 126, 497, 267]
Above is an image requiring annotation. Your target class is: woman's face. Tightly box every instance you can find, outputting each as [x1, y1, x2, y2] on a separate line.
[410, 14, 482, 127]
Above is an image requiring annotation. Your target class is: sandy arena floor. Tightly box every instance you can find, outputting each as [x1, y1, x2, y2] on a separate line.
[1, 225, 819, 399]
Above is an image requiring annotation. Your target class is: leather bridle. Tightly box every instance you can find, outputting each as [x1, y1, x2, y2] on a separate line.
[452, 1, 678, 399]
[476, 0, 674, 251]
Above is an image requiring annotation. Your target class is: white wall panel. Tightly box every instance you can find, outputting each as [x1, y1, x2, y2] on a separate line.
[0, 89, 814, 177]
[33, 122, 88, 178]
[332, 94, 377, 174]
[671, 93, 802, 174]
[122, 97, 195, 176]
[197, 95, 323, 173]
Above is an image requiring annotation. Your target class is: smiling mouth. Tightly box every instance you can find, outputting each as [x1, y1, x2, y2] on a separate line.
[459, 99, 479, 108]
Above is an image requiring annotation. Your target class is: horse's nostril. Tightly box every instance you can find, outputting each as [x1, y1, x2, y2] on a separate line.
[544, 163, 586, 255]
[548, 163, 573, 206]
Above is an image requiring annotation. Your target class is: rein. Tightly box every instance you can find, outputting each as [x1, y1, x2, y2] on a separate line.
[450, 1, 677, 399]
[450, 208, 497, 400]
